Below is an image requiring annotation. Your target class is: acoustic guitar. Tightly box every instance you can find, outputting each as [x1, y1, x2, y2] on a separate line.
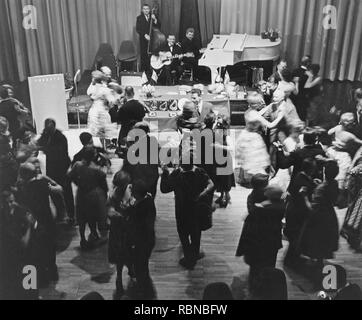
[151, 52, 194, 70]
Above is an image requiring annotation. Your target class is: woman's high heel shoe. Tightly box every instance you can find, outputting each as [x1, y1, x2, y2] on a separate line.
[220, 198, 229, 208]
[215, 196, 223, 205]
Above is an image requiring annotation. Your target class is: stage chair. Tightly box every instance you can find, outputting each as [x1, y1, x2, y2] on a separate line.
[68, 69, 91, 129]
[119, 72, 143, 87]
[117, 41, 138, 76]
[180, 66, 194, 83]
[93, 43, 117, 79]
[73, 69, 81, 96]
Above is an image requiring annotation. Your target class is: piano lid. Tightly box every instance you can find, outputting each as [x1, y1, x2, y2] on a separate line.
[200, 34, 281, 69]
[223, 34, 247, 52]
[208, 34, 247, 52]
[208, 35, 229, 49]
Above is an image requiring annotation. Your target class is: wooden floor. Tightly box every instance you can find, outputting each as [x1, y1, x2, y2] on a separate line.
[39, 153, 362, 301]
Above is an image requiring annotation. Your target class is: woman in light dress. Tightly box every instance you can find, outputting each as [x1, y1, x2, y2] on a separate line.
[275, 69, 301, 138]
[235, 94, 284, 186]
[327, 113, 362, 208]
[259, 88, 301, 171]
[87, 71, 113, 148]
[278, 69, 299, 102]
[342, 147, 362, 251]
[276, 69, 301, 136]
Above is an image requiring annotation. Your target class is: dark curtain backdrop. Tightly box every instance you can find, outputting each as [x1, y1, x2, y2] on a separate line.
[179, 0, 201, 47]
[0, 0, 141, 82]
[147, 0, 182, 39]
[220, 0, 362, 81]
[198, 0, 221, 47]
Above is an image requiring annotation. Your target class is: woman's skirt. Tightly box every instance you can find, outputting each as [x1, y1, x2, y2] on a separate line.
[76, 188, 107, 224]
[235, 131, 270, 174]
[341, 189, 362, 251]
[108, 216, 131, 265]
[87, 103, 112, 139]
[299, 207, 339, 259]
[327, 148, 352, 190]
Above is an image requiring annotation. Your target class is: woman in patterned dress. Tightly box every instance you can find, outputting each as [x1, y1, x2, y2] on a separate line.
[87, 71, 113, 148]
[341, 147, 362, 251]
[235, 94, 284, 187]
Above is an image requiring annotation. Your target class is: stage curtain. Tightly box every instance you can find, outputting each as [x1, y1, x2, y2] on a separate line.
[220, 0, 362, 81]
[152, 0, 218, 48]
[198, 0, 221, 47]
[147, 0, 182, 40]
[0, 0, 141, 82]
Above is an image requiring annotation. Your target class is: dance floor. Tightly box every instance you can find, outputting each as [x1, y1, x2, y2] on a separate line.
[39, 129, 362, 300]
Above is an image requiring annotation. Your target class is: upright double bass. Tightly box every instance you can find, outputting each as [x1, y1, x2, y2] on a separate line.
[147, 6, 166, 54]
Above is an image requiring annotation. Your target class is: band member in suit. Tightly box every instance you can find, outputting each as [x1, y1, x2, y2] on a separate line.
[292, 55, 312, 121]
[190, 89, 214, 123]
[136, 4, 161, 72]
[156, 35, 184, 85]
[181, 28, 201, 78]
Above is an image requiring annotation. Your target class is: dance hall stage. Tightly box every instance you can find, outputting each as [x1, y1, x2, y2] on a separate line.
[67, 85, 249, 133]
[38, 129, 362, 301]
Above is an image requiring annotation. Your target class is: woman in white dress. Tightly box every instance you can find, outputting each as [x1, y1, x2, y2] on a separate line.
[327, 113, 362, 208]
[87, 71, 113, 148]
[235, 94, 284, 186]
[276, 69, 301, 136]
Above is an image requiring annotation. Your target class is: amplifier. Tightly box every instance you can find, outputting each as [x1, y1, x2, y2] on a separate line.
[229, 100, 249, 126]
[119, 72, 143, 86]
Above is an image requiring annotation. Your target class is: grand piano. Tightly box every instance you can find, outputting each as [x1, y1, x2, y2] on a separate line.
[199, 34, 281, 83]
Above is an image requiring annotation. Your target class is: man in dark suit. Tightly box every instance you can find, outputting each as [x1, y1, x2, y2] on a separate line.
[117, 87, 147, 150]
[37, 119, 75, 223]
[276, 128, 325, 183]
[291, 55, 312, 121]
[181, 28, 202, 78]
[190, 89, 214, 123]
[136, 4, 161, 72]
[156, 34, 184, 85]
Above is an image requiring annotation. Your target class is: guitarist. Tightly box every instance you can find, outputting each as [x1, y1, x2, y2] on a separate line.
[156, 35, 184, 85]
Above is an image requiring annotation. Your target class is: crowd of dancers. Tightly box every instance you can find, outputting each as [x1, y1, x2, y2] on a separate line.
[1, 56, 362, 300]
